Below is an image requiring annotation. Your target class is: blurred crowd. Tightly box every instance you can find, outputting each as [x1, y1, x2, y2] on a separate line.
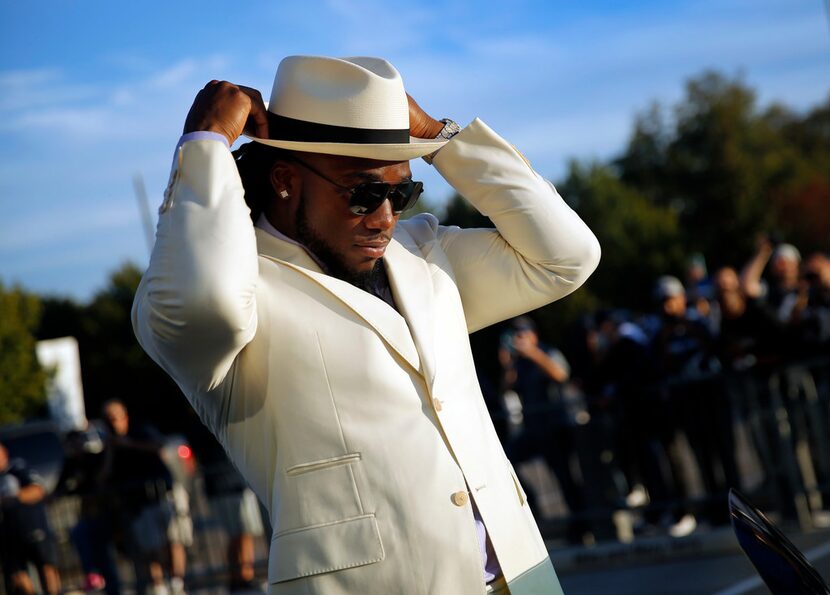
[495, 237, 830, 543]
[1, 400, 266, 595]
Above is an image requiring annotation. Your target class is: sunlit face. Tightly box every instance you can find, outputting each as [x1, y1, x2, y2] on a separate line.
[715, 267, 745, 316]
[0, 444, 7, 471]
[514, 328, 539, 346]
[715, 267, 740, 295]
[771, 255, 799, 286]
[662, 294, 687, 318]
[687, 263, 706, 284]
[287, 153, 411, 285]
[103, 402, 129, 436]
[803, 254, 830, 288]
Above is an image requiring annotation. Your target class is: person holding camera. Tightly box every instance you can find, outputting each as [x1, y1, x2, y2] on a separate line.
[499, 316, 589, 544]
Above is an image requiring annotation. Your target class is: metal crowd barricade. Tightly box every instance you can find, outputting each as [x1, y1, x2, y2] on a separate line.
[501, 353, 830, 543]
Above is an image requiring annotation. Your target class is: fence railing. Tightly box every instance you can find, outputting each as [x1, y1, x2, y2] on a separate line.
[509, 353, 830, 543]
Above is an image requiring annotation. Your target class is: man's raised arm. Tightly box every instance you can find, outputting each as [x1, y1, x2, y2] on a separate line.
[131, 82, 269, 395]
[419, 119, 601, 333]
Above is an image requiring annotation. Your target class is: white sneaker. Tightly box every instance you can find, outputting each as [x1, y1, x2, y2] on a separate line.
[668, 513, 697, 538]
[147, 584, 169, 595]
[625, 485, 648, 507]
[170, 577, 186, 595]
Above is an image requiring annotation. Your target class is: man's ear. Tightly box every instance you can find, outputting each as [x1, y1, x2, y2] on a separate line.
[269, 160, 298, 200]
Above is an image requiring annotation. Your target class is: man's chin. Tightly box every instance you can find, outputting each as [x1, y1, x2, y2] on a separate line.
[349, 256, 381, 274]
[340, 258, 384, 291]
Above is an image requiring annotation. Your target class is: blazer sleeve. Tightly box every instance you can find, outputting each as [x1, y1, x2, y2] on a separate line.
[131, 139, 259, 395]
[430, 118, 601, 333]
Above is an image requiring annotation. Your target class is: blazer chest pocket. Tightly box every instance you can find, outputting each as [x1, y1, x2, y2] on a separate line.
[285, 453, 362, 476]
[269, 513, 385, 584]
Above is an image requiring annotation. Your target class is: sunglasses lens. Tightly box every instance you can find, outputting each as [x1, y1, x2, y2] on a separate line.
[349, 187, 385, 215]
[389, 181, 422, 213]
[349, 181, 423, 215]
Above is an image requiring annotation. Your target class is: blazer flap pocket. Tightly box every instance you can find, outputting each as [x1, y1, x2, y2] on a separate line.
[269, 514, 384, 584]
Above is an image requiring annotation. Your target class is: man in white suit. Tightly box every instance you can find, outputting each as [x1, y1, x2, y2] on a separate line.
[133, 56, 600, 594]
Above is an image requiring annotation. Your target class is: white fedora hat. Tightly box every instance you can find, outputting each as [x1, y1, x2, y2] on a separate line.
[245, 55, 447, 161]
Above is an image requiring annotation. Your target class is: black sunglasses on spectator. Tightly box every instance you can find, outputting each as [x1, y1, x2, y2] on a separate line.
[288, 155, 423, 215]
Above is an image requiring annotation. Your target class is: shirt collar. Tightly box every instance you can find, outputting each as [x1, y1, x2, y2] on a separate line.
[255, 213, 328, 272]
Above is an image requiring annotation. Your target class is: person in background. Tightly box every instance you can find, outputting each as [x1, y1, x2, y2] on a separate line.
[684, 253, 715, 325]
[593, 312, 672, 528]
[790, 252, 830, 352]
[102, 400, 188, 595]
[741, 236, 802, 325]
[651, 275, 738, 530]
[713, 267, 784, 370]
[500, 316, 589, 544]
[0, 442, 62, 595]
[188, 423, 265, 592]
[64, 419, 121, 594]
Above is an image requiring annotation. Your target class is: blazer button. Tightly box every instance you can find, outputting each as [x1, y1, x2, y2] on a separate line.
[433, 398, 443, 412]
[451, 491, 469, 507]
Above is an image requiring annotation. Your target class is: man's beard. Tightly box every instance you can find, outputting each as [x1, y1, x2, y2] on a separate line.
[295, 193, 384, 293]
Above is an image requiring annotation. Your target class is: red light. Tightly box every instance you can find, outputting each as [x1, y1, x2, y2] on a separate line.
[177, 445, 192, 459]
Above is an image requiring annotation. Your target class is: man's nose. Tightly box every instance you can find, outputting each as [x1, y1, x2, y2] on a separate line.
[362, 198, 396, 231]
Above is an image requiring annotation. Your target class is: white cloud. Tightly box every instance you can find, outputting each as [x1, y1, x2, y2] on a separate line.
[3, 105, 114, 136]
[0, 68, 98, 112]
[147, 55, 229, 89]
[0, 54, 233, 143]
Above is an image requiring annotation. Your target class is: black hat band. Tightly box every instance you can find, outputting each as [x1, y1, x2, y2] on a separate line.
[267, 112, 410, 144]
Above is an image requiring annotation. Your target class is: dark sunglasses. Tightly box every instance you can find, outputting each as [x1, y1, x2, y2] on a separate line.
[288, 155, 423, 215]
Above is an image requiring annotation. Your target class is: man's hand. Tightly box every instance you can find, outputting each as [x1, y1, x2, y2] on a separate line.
[407, 94, 444, 139]
[512, 330, 569, 383]
[184, 81, 269, 145]
[511, 331, 539, 359]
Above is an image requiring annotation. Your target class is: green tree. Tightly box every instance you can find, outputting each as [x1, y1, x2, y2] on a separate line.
[771, 96, 830, 252]
[0, 282, 47, 424]
[617, 72, 830, 264]
[400, 194, 440, 220]
[441, 193, 494, 229]
[559, 161, 684, 309]
[38, 263, 192, 433]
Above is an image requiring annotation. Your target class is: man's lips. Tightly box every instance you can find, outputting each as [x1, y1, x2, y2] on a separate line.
[354, 238, 390, 258]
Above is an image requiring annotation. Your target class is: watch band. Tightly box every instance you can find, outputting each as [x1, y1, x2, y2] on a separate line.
[422, 118, 461, 164]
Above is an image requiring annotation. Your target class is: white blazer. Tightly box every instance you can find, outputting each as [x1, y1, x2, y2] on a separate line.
[133, 118, 600, 595]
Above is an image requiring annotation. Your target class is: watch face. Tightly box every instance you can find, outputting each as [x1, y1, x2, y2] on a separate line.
[439, 120, 460, 140]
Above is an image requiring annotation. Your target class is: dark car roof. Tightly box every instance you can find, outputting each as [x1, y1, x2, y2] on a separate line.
[0, 420, 65, 495]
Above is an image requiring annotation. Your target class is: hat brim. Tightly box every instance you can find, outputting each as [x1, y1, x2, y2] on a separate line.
[244, 134, 447, 161]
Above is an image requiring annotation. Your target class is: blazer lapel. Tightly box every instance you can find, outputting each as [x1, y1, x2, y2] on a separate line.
[255, 228, 422, 374]
[384, 232, 437, 390]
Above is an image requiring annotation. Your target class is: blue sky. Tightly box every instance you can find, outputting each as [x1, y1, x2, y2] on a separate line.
[1, 0, 828, 300]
